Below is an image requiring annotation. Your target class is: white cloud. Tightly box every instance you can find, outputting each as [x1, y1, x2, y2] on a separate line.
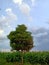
[31, 0, 36, 6]
[13, 0, 23, 5]
[19, 2, 30, 15]
[5, 8, 12, 13]
[5, 8, 17, 21]
[0, 8, 17, 28]
[0, 8, 17, 37]
[13, 0, 33, 21]
[19, 2, 33, 21]
[0, 29, 4, 36]
[13, 0, 36, 21]
[0, 29, 4, 34]
[0, 8, 17, 24]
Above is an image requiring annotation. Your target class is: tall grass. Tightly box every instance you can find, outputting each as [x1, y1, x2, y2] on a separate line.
[0, 51, 49, 65]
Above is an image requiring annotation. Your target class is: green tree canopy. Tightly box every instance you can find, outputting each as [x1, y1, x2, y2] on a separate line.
[7, 24, 34, 51]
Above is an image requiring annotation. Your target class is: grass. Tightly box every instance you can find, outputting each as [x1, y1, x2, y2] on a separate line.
[0, 52, 49, 65]
[0, 52, 31, 65]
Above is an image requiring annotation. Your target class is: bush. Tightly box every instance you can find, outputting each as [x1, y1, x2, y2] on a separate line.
[5, 51, 49, 65]
[6, 52, 22, 62]
[23, 52, 49, 65]
[23, 52, 39, 64]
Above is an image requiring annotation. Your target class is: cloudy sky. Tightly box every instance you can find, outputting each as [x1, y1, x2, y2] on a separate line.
[0, 0, 49, 51]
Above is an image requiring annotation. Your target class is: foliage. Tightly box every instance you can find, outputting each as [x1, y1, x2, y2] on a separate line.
[6, 51, 22, 62]
[7, 24, 34, 51]
[0, 52, 49, 65]
[23, 52, 49, 65]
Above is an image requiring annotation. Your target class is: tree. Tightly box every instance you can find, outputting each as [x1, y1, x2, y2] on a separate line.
[7, 24, 34, 52]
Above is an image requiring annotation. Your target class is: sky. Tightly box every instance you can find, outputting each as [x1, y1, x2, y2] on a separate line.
[0, 0, 49, 51]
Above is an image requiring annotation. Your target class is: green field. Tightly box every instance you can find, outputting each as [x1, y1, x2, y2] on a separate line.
[0, 51, 49, 65]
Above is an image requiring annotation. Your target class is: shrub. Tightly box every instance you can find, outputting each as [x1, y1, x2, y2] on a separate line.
[6, 52, 22, 62]
[5, 51, 49, 65]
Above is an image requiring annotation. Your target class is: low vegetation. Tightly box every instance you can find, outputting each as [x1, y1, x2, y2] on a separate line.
[0, 51, 49, 65]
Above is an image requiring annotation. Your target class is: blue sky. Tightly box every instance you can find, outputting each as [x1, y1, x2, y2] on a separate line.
[0, 0, 49, 51]
[0, 0, 49, 29]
